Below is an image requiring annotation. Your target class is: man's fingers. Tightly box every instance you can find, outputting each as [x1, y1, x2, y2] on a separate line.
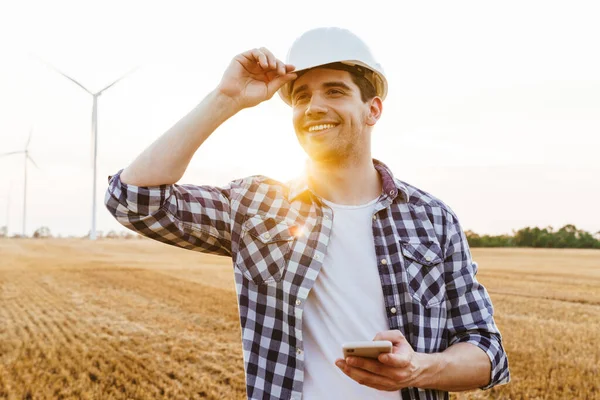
[377, 351, 411, 368]
[239, 50, 264, 70]
[276, 60, 286, 77]
[372, 330, 413, 368]
[335, 360, 398, 389]
[259, 47, 277, 70]
[239, 48, 290, 77]
[251, 48, 269, 69]
[345, 356, 398, 379]
[240, 49, 269, 69]
[373, 329, 407, 343]
[267, 72, 297, 94]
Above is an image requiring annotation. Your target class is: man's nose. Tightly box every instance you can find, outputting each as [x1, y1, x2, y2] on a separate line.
[305, 96, 328, 117]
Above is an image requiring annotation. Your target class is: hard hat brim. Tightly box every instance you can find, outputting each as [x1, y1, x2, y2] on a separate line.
[278, 61, 388, 106]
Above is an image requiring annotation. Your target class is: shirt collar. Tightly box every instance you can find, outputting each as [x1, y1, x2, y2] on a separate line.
[287, 159, 410, 203]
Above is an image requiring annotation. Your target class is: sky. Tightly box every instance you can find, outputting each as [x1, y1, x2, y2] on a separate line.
[0, 0, 599, 237]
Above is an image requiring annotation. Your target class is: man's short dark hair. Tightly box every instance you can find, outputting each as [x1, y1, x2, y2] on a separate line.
[291, 62, 377, 103]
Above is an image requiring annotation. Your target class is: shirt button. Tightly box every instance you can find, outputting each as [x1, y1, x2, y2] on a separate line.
[389, 190, 395, 196]
[324, 215, 330, 220]
[315, 254, 321, 261]
[425, 256, 432, 262]
[263, 233, 271, 239]
[372, 214, 377, 220]
[381, 259, 387, 265]
[296, 348, 303, 355]
[390, 307, 397, 314]
[296, 300, 302, 306]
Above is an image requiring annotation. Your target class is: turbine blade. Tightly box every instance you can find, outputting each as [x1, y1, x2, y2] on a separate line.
[35, 56, 93, 95]
[26, 127, 33, 149]
[98, 65, 140, 94]
[27, 156, 40, 169]
[0, 151, 23, 157]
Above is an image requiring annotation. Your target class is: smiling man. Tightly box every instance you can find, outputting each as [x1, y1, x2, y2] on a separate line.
[105, 27, 510, 399]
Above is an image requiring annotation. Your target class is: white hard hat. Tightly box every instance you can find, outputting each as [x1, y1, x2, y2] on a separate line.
[279, 27, 388, 106]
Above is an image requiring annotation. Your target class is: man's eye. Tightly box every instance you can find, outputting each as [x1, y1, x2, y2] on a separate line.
[328, 89, 343, 95]
[294, 94, 308, 102]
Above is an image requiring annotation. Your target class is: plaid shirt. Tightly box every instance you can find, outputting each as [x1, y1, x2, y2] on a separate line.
[105, 159, 509, 400]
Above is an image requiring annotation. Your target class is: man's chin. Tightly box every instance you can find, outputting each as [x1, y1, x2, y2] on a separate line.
[304, 149, 343, 165]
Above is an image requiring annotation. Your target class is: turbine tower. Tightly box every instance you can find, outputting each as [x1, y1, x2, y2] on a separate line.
[2, 182, 13, 236]
[40, 60, 138, 240]
[0, 129, 39, 236]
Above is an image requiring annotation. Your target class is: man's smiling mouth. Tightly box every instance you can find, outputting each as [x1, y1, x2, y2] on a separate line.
[307, 123, 338, 133]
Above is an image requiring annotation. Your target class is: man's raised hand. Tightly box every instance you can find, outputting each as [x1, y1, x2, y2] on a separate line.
[217, 47, 297, 111]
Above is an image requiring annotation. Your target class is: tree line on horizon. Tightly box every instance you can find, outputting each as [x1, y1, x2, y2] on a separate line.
[1, 224, 599, 249]
[465, 224, 600, 249]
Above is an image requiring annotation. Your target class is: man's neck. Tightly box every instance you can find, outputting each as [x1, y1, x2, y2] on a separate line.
[306, 156, 382, 205]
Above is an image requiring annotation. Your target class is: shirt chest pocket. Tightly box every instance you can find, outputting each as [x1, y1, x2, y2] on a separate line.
[235, 215, 298, 285]
[400, 241, 446, 308]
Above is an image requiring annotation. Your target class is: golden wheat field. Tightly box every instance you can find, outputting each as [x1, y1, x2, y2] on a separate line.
[1, 239, 599, 400]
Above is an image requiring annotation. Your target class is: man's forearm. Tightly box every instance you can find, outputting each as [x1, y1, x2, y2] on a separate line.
[414, 342, 491, 392]
[120, 89, 240, 186]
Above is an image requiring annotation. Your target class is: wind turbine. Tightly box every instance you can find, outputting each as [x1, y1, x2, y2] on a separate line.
[39, 59, 139, 240]
[0, 129, 39, 236]
[2, 182, 13, 237]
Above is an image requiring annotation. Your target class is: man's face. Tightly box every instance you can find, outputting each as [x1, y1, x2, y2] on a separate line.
[291, 68, 376, 164]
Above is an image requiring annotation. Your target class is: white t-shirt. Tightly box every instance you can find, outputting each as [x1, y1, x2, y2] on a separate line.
[302, 197, 401, 399]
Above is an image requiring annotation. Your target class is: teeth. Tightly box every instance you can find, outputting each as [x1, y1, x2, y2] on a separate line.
[308, 124, 336, 133]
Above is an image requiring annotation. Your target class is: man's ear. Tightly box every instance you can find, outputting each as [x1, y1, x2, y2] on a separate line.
[366, 97, 383, 126]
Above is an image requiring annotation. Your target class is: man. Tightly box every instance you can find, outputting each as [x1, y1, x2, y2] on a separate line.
[105, 27, 510, 399]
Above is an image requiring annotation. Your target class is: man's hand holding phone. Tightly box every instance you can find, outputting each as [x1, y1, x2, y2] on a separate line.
[335, 330, 430, 391]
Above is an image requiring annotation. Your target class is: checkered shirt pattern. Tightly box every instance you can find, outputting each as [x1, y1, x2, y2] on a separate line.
[105, 159, 510, 400]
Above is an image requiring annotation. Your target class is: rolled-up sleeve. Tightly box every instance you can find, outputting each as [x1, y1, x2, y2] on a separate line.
[104, 169, 247, 257]
[443, 210, 510, 389]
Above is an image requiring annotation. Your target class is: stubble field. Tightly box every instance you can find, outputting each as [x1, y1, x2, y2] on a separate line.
[0, 239, 599, 400]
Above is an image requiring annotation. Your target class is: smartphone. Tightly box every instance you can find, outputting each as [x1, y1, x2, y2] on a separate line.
[342, 340, 393, 359]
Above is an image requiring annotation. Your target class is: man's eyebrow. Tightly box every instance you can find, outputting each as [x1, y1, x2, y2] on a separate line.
[291, 84, 308, 98]
[291, 81, 353, 98]
[322, 81, 352, 91]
